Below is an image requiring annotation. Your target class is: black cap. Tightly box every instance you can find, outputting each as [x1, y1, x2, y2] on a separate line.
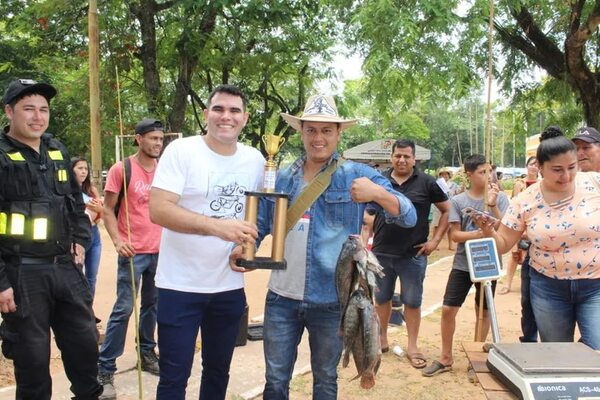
[2, 79, 57, 106]
[572, 127, 600, 144]
[133, 118, 164, 145]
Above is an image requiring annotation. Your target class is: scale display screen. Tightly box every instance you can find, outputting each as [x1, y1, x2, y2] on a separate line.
[465, 238, 502, 282]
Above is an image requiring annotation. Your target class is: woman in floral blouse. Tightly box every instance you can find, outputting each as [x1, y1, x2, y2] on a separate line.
[473, 126, 600, 350]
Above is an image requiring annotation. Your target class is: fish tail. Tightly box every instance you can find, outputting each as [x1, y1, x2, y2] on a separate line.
[360, 374, 375, 389]
[342, 349, 350, 368]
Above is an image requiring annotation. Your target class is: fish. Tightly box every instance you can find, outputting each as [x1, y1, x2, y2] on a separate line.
[336, 235, 384, 316]
[359, 303, 382, 389]
[335, 235, 362, 316]
[335, 235, 384, 389]
[342, 288, 367, 368]
[354, 243, 385, 298]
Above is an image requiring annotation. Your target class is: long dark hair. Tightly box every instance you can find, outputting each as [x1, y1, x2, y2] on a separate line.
[536, 126, 576, 165]
[70, 156, 93, 197]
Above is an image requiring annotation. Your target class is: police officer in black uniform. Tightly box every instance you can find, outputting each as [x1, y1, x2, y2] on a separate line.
[0, 79, 102, 399]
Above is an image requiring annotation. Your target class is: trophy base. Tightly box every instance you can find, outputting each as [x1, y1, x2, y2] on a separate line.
[237, 257, 287, 270]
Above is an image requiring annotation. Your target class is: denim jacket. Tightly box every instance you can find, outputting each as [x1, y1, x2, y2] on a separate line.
[257, 153, 416, 304]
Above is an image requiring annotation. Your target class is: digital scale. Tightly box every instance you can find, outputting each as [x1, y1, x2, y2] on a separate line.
[465, 238, 600, 400]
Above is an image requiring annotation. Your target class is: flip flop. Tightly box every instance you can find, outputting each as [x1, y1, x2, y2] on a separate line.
[498, 286, 511, 295]
[422, 360, 453, 377]
[406, 352, 428, 369]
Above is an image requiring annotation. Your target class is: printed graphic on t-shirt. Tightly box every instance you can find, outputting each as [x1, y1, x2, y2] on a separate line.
[207, 172, 249, 219]
[133, 179, 152, 207]
[296, 210, 311, 231]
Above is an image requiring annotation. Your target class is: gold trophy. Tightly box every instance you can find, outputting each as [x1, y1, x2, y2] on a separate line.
[262, 133, 286, 193]
[237, 133, 289, 270]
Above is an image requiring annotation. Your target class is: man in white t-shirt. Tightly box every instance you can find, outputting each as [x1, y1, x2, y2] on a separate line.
[149, 85, 264, 400]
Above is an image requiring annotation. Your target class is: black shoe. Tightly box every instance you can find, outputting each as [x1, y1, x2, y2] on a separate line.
[141, 351, 160, 375]
[98, 372, 116, 400]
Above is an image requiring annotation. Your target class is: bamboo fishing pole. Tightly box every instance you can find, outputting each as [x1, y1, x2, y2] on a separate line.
[476, 0, 496, 344]
[115, 65, 144, 400]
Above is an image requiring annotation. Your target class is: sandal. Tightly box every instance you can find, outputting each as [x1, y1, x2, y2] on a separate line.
[406, 352, 428, 369]
[498, 286, 511, 295]
[422, 360, 452, 377]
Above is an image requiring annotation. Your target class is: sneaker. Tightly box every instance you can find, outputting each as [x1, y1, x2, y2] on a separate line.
[141, 351, 160, 375]
[98, 372, 116, 400]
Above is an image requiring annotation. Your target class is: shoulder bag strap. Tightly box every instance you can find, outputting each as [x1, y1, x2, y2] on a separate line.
[285, 158, 345, 233]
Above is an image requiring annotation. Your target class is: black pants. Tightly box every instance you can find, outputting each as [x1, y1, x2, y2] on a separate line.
[0, 260, 102, 400]
[519, 254, 538, 343]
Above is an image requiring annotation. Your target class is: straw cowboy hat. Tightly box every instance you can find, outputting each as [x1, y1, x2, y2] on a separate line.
[437, 167, 452, 177]
[280, 94, 357, 132]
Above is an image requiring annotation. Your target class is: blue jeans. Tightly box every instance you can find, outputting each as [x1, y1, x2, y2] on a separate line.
[530, 267, 600, 350]
[519, 256, 538, 342]
[263, 291, 342, 400]
[156, 288, 245, 400]
[98, 254, 158, 373]
[84, 225, 102, 299]
[374, 254, 427, 308]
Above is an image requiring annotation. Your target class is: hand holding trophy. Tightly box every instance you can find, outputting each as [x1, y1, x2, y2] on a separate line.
[237, 133, 289, 270]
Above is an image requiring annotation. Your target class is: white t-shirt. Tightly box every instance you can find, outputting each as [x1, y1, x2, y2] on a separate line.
[152, 135, 265, 293]
[269, 207, 310, 300]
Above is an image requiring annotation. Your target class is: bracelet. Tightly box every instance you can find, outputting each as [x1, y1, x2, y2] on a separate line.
[488, 204, 496, 207]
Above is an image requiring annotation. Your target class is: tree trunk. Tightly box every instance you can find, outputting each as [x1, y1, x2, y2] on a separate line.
[128, 0, 173, 116]
[167, 4, 219, 132]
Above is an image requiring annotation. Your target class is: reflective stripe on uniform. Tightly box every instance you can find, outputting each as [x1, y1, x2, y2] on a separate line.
[47, 150, 63, 161]
[0, 212, 6, 234]
[7, 152, 25, 161]
[10, 213, 25, 235]
[57, 169, 68, 182]
[33, 218, 48, 240]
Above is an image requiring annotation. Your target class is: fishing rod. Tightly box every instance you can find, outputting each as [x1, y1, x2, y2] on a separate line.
[115, 65, 144, 400]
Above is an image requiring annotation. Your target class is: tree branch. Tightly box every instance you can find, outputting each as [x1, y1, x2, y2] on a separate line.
[494, 21, 564, 79]
[564, 1, 600, 96]
[568, 0, 586, 35]
[509, 5, 566, 76]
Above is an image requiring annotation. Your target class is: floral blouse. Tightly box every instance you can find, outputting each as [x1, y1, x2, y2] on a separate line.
[502, 172, 600, 280]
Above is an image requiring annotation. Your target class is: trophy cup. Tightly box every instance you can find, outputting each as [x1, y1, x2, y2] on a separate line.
[237, 133, 289, 270]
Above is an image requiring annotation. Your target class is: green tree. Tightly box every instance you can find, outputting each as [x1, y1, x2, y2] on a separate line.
[342, 0, 600, 127]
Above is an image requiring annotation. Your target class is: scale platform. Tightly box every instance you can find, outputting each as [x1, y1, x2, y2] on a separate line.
[487, 342, 600, 400]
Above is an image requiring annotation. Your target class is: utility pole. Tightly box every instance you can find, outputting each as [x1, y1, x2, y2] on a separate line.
[475, 102, 479, 154]
[89, 0, 102, 193]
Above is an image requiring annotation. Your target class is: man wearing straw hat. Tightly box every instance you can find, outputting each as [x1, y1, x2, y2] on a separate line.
[97, 118, 164, 399]
[232, 94, 417, 399]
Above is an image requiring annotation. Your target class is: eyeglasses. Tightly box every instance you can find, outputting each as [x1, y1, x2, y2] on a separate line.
[18, 79, 37, 85]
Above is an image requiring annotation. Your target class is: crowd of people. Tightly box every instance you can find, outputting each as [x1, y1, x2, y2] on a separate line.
[0, 77, 598, 400]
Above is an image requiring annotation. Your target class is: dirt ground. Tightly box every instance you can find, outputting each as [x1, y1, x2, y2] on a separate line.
[0, 225, 525, 399]
[286, 241, 524, 400]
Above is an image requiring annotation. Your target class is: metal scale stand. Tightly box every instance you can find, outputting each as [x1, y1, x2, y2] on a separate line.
[465, 238, 600, 400]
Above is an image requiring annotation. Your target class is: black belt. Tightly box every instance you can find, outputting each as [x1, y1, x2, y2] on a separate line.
[14, 255, 71, 265]
[20, 256, 58, 265]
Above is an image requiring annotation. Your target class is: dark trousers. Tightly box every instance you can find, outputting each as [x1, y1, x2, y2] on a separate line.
[156, 288, 246, 400]
[519, 254, 538, 343]
[0, 260, 101, 400]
